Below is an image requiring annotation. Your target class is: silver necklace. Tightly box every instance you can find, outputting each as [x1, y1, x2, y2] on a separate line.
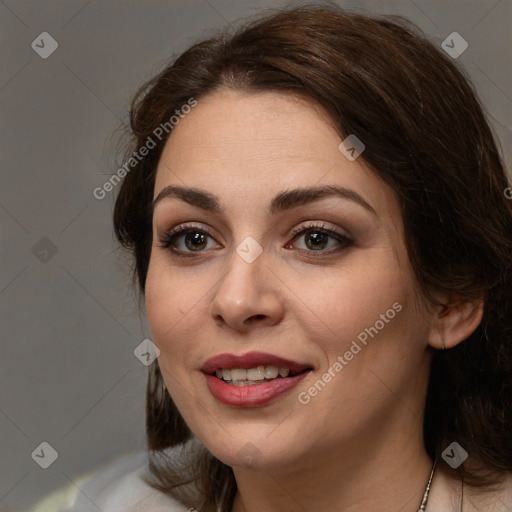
[417, 458, 437, 511]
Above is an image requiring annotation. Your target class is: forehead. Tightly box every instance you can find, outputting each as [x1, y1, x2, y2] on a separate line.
[153, 89, 397, 217]
[159, 89, 336, 167]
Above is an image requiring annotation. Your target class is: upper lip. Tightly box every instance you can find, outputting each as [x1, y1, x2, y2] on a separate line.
[201, 351, 313, 375]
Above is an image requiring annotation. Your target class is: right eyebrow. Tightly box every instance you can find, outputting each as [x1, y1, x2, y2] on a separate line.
[153, 185, 222, 213]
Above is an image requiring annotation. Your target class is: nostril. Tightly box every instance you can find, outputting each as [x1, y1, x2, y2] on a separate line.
[248, 314, 266, 321]
[211, 314, 224, 324]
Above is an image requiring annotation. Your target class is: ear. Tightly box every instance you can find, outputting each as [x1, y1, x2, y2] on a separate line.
[427, 295, 484, 350]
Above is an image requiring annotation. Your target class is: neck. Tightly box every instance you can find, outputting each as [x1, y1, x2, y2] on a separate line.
[230, 427, 433, 512]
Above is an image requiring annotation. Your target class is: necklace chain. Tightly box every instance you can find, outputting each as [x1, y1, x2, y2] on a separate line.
[417, 459, 437, 512]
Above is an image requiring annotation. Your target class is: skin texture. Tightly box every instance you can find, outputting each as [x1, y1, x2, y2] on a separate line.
[145, 89, 483, 512]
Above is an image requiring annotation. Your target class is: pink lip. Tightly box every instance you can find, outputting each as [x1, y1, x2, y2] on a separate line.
[201, 351, 312, 374]
[201, 351, 313, 408]
[204, 371, 311, 407]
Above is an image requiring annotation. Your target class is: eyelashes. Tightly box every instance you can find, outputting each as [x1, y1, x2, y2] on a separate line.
[157, 221, 353, 257]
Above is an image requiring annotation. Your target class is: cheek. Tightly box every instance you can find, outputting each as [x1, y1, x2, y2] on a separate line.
[290, 254, 411, 349]
[145, 259, 202, 362]
[290, 250, 429, 414]
[292, 263, 428, 435]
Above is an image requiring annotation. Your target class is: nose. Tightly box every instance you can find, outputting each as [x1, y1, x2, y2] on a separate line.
[209, 249, 285, 332]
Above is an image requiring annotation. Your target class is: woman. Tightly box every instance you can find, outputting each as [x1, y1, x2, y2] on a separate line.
[33, 4, 512, 512]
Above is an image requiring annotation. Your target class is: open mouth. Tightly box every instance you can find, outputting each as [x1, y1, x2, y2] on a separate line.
[209, 365, 311, 386]
[202, 352, 314, 406]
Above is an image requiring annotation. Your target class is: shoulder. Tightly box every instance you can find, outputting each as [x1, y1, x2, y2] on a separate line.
[430, 467, 512, 512]
[463, 471, 512, 511]
[30, 450, 191, 512]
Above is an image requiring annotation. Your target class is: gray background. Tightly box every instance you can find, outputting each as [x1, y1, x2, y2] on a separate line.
[1, 0, 511, 510]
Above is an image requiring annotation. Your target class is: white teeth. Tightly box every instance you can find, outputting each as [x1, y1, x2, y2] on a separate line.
[215, 365, 296, 382]
[264, 366, 279, 379]
[246, 366, 266, 380]
[231, 369, 247, 381]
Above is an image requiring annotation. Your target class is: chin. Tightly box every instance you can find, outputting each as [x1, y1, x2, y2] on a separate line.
[197, 428, 304, 470]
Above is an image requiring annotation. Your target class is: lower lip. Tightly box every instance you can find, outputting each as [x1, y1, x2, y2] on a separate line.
[204, 371, 311, 407]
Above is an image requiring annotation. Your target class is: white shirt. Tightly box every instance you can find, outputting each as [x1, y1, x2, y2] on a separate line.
[30, 449, 190, 512]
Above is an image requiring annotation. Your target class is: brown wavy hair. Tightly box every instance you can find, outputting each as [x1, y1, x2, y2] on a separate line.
[113, 4, 512, 511]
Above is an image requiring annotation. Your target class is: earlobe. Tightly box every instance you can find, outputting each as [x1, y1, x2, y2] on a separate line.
[427, 297, 484, 350]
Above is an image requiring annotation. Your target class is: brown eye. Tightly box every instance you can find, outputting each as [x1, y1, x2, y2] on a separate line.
[304, 231, 330, 250]
[184, 231, 208, 251]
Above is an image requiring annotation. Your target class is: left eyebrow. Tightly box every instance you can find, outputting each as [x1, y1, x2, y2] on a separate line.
[269, 185, 378, 217]
[152, 184, 377, 217]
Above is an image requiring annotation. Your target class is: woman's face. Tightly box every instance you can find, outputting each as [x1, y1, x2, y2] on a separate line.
[146, 89, 435, 470]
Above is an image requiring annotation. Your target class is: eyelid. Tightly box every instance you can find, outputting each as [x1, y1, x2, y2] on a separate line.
[163, 222, 214, 238]
[289, 221, 353, 242]
[288, 221, 347, 239]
